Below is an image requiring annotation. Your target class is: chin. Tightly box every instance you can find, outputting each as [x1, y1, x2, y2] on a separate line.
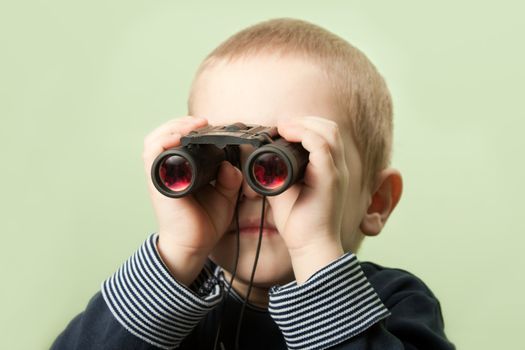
[210, 233, 295, 288]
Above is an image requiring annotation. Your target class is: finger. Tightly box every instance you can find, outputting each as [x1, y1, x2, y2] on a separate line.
[214, 161, 243, 201]
[193, 162, 243, 234]
[142, 117, 208, 171]
[144, 116, 208, 145]
[301, 130, 339, 190]
[277, 123, 339, 190]
[142, 132, 183, 173]
[278, 116, 346, 169]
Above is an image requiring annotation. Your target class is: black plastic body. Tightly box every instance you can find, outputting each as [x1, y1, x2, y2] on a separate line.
[151, 123, 308, 197]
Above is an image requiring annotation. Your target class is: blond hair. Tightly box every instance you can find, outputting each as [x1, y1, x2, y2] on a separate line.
[189, 18, 393, 188]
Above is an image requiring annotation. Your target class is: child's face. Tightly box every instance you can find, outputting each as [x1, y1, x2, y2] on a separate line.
[190, 54, 370, 287]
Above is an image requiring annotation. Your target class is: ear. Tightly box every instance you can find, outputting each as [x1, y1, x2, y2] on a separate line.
[359, 168, 403, 236]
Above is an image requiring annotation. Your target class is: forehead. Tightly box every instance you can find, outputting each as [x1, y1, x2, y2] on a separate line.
[189, 54, 343, 127]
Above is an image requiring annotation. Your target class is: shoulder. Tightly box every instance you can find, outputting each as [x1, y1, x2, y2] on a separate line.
[360, 261, 440, 308]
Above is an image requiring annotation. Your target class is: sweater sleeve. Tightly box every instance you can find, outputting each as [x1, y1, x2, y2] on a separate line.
[51, 233, 223, 350]
[268, 252, 390, 350]
[268, 252, 455, 350]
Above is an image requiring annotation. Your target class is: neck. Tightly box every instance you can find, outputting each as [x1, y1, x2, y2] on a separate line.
[223, 270, 269, 308]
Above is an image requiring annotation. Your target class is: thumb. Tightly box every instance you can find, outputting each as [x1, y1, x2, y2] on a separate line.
[193, 161, 243, 238]
[214, 161, 243, 203]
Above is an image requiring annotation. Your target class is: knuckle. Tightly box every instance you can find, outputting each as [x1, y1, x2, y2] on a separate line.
[328, 127, 339, 141]
[309, 149, 331, 169]
[326, 119, 339, 128]
[326, 122, 339, 139]
[308, 151, 321, 165]
[318, 140, 331, 154]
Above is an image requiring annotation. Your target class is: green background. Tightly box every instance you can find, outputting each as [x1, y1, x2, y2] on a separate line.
[1, 1, 523, 349]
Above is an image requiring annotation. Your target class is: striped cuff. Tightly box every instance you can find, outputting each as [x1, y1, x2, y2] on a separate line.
[268, 252, 390, 350]
[101, 233, 223, 349]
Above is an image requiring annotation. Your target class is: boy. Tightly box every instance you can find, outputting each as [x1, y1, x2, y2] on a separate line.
[52, 18, 455, 349]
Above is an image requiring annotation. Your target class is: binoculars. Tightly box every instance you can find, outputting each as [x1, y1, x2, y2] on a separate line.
[151, 123, 309, 197]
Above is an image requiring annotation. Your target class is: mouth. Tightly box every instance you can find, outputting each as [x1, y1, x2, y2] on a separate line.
[226, 218, 278, 236]
[233, 226, 278, 236]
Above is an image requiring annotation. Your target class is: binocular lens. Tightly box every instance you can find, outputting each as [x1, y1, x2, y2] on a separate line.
[159, 155, 193, 192]
[251, 152, 288, 190]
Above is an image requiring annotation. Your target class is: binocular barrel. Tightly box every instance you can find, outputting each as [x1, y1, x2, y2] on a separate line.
[151, 138, 308, 198]
[244, 138, 308, 196]
[151, 144, 238, 198]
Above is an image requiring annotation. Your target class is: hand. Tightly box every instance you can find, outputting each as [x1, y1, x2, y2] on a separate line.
[266, 116, 348, 284]
[142, 116, 243, 285]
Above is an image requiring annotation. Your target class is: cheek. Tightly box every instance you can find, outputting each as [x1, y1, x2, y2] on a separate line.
[340, 153, 368, 251]
[341, 192, 363, 232]
[341, 182, 371, 253]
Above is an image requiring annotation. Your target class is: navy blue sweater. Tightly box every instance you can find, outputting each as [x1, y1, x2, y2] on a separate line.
[51, 234, 455, 349]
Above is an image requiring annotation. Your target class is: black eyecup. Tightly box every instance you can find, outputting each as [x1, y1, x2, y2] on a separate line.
[151, 144, 232, 198]
[151, 148, 197, 198]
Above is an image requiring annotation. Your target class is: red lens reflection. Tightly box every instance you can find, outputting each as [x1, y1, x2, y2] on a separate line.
[252, 153, 288, 190]
[159, 155, 192, 191]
